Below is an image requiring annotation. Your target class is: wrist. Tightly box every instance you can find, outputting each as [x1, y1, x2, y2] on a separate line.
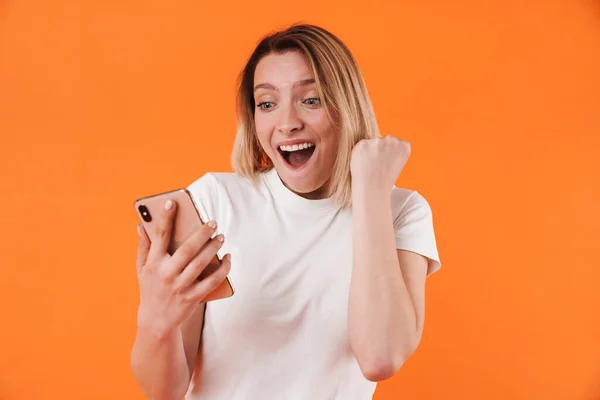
[138, 320, 180, 345]
[137, 308, 178, 344]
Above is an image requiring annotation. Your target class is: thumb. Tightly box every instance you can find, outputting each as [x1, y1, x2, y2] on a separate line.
[136, 224, 151, 278]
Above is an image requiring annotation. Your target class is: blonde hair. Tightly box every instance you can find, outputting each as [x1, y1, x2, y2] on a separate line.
[231, 23, 380, 208]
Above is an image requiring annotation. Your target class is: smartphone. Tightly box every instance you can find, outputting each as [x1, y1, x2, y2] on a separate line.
[134, 188, 234, 303]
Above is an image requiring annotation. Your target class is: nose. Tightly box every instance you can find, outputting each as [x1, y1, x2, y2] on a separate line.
[277, 102, 303, 135]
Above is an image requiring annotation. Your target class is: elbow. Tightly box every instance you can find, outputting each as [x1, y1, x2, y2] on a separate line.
[357, 340, 420, 382]
[359, 359, 403, 382]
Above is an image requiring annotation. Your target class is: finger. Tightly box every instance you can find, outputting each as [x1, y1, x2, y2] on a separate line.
[136, 224, 151, 278]
[147, 199, 178, 261]
[182, 254, 232, 302]
[173, 234, 224, 289]
[166, 220, 218, 277]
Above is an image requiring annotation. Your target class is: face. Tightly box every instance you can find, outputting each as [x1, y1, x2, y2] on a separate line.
[253, 51, 339, 199]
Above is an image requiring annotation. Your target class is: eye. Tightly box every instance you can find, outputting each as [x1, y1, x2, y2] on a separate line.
[256, 101, 275, 111]
[303, 98, 321, 107]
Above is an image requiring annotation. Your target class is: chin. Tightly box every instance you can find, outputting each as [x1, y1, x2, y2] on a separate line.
[286, 178, 323, 194]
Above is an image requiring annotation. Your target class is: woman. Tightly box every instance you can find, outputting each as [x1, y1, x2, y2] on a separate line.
[131, 23, 441, 400]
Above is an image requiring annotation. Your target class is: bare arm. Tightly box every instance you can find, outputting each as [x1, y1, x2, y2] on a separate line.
[348, 136, 430, 382]
[130, 199, 230, 399]
[349, 186, 428, 382]
[130, 312, 202, 400]
[180, 303, 206, 380]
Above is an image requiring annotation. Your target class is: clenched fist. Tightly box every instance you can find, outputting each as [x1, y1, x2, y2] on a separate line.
[350, 135, 411, 193]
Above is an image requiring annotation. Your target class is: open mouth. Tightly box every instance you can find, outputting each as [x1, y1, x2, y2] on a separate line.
[278, 142, 316, 169]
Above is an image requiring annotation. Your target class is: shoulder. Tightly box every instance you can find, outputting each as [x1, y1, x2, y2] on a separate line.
[390, 186, 441, 275]
[186, 172, 246, 224]
[187, 171, 258, 198]
[186, 171, 269, 216]
[390, 187, 433, 228]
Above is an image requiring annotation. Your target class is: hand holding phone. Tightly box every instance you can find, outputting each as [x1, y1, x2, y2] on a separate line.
[134, 190, 233, 336]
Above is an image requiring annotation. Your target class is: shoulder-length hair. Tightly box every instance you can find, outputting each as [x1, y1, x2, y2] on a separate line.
[231, 23, 380, 208]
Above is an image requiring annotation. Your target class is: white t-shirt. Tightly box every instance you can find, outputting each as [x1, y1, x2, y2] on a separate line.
[185, 168, 441, 400]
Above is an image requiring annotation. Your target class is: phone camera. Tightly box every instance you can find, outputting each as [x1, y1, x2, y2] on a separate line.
[138, 205, 152, 222]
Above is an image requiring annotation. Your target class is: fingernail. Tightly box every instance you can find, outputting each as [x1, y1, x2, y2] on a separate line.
[216, 234, 224, 242]
[137, 224, 141, 236]
[165, 200, 173, 210]
[207, 221, 217, 229]
[224, 253, 231, 261]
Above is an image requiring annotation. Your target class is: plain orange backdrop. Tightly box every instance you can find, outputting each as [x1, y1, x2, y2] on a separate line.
[1, 0, 599, 399]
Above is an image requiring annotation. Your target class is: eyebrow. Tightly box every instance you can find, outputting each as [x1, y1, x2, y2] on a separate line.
[253, 78, 316, 92]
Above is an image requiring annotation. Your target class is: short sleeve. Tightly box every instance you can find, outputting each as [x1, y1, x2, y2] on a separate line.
[392, 190, 441, 276]
[186, 172, 230, 260]
[186, 173, 219, 229]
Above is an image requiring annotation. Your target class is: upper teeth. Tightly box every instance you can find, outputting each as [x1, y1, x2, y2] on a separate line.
[279, 143, 314, 152]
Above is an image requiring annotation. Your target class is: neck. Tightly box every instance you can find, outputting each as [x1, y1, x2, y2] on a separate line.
[283, 180, 331, 200]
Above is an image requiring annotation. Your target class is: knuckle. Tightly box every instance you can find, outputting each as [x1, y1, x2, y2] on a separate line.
[178, 242, 196, 259]
[157, 266, 172, 283]
[354, 139, 366, 149]
[171, 278, 185, 294]
[218, 266, 230, 282]
[191, 226, 213, 246]
[154, 225, 168, 239]
[178, 290, 193, 304]
[137, 233, 149, 246]
[201, 223, 216, 236]
[143, 259, 157, 272]
[216, 262, 230, 280]
[206, 273, 222, 290]
[196, 253, 214, 270]
[181, 291, 196, 303]
[212, 235, 225, 248]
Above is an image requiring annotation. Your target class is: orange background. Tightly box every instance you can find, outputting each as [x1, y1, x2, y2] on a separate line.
[1, 1, 599, 399]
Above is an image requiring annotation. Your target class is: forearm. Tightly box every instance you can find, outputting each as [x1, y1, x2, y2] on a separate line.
[130, 324, 190, 400]
[348, 185, 419, 379]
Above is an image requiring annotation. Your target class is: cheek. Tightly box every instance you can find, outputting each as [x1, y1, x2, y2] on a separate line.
[254, 115, 274, 151]
[307, 111, 338, 145]
[317, 122, 339, 148]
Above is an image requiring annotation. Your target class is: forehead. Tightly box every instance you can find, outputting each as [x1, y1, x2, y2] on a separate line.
[254, 51, 314, 86]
